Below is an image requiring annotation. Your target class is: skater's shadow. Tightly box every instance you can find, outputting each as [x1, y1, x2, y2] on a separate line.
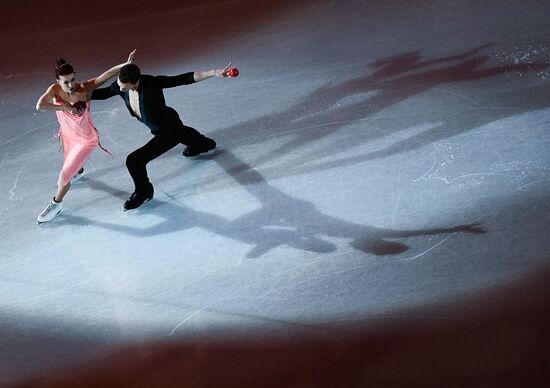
[55, 150, 485, 259]
[84, 178, 129, 200]
[205, 44, 548, 180]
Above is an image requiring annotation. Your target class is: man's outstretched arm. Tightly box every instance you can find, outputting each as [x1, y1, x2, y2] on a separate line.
[91, 80, 120, 100]
[193, 66, 230, 82]
[156, 62, 233, 88]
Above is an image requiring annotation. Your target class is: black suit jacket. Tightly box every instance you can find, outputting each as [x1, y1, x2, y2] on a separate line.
[91, 72, 196, 133]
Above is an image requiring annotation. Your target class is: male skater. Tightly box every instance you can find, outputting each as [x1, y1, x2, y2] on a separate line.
[92, 62, 232, 210]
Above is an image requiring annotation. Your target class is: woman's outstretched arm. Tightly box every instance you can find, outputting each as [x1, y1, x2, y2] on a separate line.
[84, 49, 136, 93]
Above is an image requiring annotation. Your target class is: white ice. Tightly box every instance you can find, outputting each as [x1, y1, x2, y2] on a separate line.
[1, 0, 549, 384]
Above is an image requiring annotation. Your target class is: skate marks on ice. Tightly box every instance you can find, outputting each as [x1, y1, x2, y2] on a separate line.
[0, 120, 59, 149]
[163, 281, 347, 338]
[8, 165, 25, 202]
[2, 274, 100, 305]
[52, 150, 485, 260]
[0, 263, 343, 339]
[412, 149, 550, 191]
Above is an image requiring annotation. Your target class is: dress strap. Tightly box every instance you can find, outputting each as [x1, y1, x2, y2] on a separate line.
[94, 127, 112, 157]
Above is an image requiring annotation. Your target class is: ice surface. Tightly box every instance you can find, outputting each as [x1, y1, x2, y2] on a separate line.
[1, 0, 549, 385]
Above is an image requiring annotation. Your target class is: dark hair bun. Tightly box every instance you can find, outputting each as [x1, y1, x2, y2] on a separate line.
[55, 59, 74, 78]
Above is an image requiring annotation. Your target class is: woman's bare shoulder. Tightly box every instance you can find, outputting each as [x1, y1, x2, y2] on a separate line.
[46, 83, 60, 93]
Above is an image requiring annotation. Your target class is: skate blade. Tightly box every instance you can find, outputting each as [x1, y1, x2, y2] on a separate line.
[123, 197, 152, 212]
[37, 210, 62, 225]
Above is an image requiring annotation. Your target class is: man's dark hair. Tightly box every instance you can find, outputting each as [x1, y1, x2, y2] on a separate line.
[119, 63, 141, 84]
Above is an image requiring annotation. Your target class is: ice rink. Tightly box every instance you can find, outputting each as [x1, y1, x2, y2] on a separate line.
[1, 0, 550, 386]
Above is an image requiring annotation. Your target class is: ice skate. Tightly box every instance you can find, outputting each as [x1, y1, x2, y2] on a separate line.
[37, 198, 63, 223]
[182, 138, 216, 157]
[123, 184, 154, 211]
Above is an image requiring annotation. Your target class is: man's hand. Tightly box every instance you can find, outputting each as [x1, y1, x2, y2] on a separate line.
[193, 62, 237, 82]
[215, 61, 233, 77]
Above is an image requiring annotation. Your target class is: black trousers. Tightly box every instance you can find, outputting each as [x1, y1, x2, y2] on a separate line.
[126, 122, 211, 194]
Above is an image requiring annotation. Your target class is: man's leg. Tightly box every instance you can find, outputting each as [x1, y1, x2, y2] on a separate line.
[124, 133, 179, 210]
[178, 122, 216, 157]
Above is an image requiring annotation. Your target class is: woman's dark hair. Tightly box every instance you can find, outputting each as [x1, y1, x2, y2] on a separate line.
[119, 63, 141, 84]
[55, 59, 74, 79]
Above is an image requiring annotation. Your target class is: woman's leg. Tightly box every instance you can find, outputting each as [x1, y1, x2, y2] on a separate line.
[56, 140, 95, 202]
[38, 139, 95, 223]
[54, 182, 70, 203]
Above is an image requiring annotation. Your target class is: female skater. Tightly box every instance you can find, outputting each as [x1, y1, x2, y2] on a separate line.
[35, 49, 136, 223]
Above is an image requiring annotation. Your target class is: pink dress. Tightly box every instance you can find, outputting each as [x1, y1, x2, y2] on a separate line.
[55, 99, 108, 187]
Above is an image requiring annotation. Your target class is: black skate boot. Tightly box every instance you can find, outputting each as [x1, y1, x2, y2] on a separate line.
[124, 184, 154, 211]
[182, 138, 216, 157]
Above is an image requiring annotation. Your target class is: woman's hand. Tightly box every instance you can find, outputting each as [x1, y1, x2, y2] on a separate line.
[62, 102, 78, 115]
[127, 49, 137, 64]
[73, 101, 87, 116]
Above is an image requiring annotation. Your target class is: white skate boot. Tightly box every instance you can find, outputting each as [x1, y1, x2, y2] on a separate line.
[37, 198, 63, 223]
